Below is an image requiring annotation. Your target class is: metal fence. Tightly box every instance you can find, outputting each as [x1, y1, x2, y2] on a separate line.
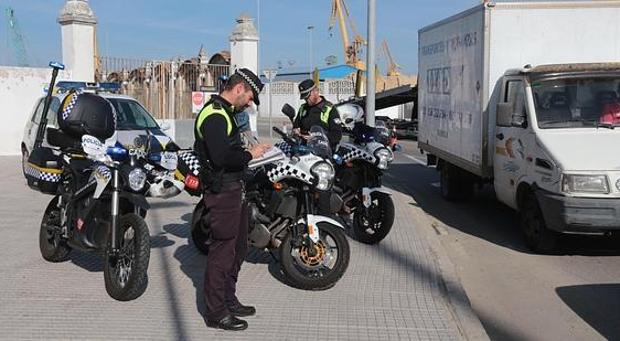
[97, 57, 229, 120]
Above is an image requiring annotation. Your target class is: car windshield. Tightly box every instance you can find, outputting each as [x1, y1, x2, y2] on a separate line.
[107, 98, 159, 130]
[532, 76, 620, 129]
[307, 126, 332, 158]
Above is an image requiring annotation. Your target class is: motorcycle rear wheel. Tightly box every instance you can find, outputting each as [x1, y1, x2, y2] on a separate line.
[103, 213, 150, 301]
[190, 200, 210, 255]
[39, 196, 71, 262]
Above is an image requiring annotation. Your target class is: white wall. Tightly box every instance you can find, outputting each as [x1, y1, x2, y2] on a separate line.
[0, 66, 72, 155]
[61, 24, 95, 82]
[257, 81, 405, 120]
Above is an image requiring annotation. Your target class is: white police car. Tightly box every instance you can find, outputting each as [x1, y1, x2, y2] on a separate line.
[22, 84, 182, 198]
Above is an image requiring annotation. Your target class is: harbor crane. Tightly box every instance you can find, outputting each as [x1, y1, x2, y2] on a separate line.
[328, 0, 366, 70]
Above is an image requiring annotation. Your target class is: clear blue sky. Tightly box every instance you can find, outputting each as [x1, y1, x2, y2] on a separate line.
[1, 0, 480, 74]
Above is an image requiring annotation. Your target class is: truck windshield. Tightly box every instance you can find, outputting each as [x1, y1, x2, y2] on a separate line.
[532, 76, 620, 129]
[107, 98, 160, 130]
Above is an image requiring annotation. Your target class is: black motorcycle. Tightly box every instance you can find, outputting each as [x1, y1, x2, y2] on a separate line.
[26, 64, 151, 301]
[190, 126, 350, 290]
[39, 135, 152, 301]
[280, 103, 396, 244]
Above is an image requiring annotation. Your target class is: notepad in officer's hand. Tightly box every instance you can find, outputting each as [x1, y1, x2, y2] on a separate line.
[248, 147, 286, 169]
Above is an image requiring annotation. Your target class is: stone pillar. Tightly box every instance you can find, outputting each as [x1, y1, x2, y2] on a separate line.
[230, 14, 260, 127]
[229, 14, 259, 75]
[58, 0, 97, 82]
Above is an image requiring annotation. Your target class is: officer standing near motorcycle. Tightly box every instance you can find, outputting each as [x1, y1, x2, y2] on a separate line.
[194, 68, 269, 331]
[294, 79, 342, 149]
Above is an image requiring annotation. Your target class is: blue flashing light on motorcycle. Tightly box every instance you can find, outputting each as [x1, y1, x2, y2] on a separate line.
[49, 61, 65, 70]
[107, 145, 128, 160]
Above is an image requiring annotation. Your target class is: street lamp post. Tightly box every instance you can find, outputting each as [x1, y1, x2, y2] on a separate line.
[263, 68, 278, 138]
[366, 0, 376, 127]
[307, 25, 314, 76]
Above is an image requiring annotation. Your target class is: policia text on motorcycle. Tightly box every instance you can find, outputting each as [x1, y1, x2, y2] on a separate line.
[293, 79, 343, 148]
[193, 68, 270, 331]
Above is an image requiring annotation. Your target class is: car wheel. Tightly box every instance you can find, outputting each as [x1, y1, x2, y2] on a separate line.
[21, 147, 29, 177]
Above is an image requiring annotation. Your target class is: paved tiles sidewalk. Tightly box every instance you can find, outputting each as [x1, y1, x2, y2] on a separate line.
[0, 156, 463, 340]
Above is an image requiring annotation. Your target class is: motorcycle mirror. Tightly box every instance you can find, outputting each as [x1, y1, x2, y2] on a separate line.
[281, 104, 296, 122]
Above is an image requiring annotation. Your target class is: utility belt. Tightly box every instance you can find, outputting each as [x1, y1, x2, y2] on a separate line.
[200, 166, 244, 194]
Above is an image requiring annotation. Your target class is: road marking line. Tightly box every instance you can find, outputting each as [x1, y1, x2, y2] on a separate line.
[402, 153, 427, 166]
[430, 182, 440, 188]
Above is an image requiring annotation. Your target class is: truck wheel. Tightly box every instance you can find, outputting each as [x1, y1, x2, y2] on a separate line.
[520, 192, 558, 254]
[440, 162, 474, 201]
[440, 163, 462, 201]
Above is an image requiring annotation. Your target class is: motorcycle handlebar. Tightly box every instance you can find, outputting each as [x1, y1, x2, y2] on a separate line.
[272, 127, 298, 146]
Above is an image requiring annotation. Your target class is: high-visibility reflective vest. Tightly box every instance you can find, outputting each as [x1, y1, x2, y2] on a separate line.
[195, 102, 233, 138]
[296, 103, 333, 125]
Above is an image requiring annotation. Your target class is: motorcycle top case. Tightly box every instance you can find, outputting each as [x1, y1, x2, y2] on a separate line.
[24, 146, 62, 194]
[176, 150, 202, 197]
[57, 91, 116, 140]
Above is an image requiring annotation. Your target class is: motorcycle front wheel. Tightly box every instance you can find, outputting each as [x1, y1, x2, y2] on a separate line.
[103, 213, 150, 301]
[352, 192, 395, 244]
[280, 222, 350, 290]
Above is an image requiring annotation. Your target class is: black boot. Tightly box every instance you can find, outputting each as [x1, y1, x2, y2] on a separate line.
[205, 314, 248, 331]
[227, 302, 256, 317]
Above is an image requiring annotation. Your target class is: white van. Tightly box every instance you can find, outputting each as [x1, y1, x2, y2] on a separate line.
[417, 1, 620, 252]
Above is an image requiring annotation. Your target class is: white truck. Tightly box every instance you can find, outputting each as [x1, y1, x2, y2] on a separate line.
[417, 1, 620, 252]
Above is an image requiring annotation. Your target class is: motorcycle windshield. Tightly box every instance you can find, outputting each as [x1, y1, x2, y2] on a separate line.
[307, 126, 331, 158]
[374, 121, 391, 145]
[352, 121, 390, 145]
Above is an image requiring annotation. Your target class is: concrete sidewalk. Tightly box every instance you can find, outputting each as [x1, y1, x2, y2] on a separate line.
[0, 155, 481, 340]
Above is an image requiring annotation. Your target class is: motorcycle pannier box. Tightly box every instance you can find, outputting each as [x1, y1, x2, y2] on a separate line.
[57, 91, 116, 140]
[24, 146, 62, 194]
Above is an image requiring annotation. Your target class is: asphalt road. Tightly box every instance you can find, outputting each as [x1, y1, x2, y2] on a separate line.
[389, 140, 620, 341]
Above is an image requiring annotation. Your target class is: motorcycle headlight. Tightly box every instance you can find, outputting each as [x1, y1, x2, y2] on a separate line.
[562, 174, 609, 194]
[160, 151, 178, 171]
[311, 161, 335, 191]
[374, 147, 393, 170]
[128, 168, 147, 191]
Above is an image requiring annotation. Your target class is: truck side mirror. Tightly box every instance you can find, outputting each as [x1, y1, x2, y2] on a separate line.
[496, 103, 512, 126]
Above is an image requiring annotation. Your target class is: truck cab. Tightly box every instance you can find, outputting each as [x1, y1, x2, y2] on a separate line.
[493, 63, 620, 251]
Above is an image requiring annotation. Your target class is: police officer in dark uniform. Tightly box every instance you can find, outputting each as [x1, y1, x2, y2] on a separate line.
[294, 79, 342, 149]
[294, 79, 342, 215]
[194, 68, 269, 331]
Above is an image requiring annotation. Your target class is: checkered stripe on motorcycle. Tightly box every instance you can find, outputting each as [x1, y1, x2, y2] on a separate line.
[267, 163, 312, 183]
[95, 165, 112, 182]
[342, 149, 375, 163]
[60, 90, 82, 120]
[178, 151, 201, 176]
[274, 140, 293, 156]
[25, 165, 61, 183]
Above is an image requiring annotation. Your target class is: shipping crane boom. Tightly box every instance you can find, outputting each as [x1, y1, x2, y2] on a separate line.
[382, 40, 401, 76]
[328, 0, 365, 70]
[4, 7, 30, 66]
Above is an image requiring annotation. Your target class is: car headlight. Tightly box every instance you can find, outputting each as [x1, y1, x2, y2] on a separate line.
[562, 174, 609, 194]
[128, 168, 147, 191]
[374, 147, 393, 170]
[311, 161, 335, 191]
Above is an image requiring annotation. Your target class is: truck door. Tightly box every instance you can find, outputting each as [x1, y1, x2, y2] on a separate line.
[493, 78, 530, 209]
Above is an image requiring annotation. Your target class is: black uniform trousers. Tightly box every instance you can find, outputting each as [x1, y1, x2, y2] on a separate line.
[202, 180, 248, 321]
